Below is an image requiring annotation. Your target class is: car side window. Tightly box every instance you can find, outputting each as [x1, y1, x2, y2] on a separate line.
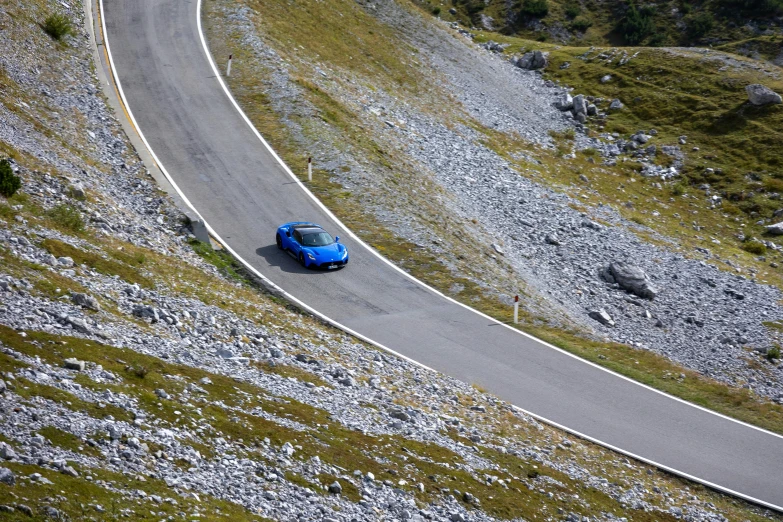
[293, 230, 302, 243]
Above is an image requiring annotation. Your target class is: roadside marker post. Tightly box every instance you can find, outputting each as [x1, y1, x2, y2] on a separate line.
[226, 54, 232, 77]
[308, 157, 312, 182]
[514, 295, 519, 324]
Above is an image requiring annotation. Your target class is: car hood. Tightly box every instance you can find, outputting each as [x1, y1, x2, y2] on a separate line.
[307, 243, 345, 261]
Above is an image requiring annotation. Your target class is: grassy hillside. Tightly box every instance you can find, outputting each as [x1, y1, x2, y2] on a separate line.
[413, 0, 783, 52]
[469, 32, 783, 280]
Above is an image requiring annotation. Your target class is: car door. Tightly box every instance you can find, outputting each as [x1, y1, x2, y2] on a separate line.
[291, 229, 303, 255]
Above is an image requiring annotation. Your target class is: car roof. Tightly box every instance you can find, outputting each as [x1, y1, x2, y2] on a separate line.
[292, 225, 325, 234]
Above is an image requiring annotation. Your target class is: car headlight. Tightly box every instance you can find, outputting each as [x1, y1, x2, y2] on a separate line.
[307, 253, 316, 260]
[341, 250, 348, 258]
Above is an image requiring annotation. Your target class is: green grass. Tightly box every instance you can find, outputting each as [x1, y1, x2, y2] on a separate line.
[13, 377, 133, 422]
[250, 360, 332, 388]
[36, 425, 102, 458]
[45, 204, 84, 233]
[242, 0, 423, 94]
[0, 461, 271, 521]
[41, 238, 153, 289]
[188, 238, 247, 285]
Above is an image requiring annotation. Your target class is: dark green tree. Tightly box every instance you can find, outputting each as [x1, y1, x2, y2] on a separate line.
[0, 159, 21, 198]
[619, 4, 655, 45]
[520, 0, 549, 17]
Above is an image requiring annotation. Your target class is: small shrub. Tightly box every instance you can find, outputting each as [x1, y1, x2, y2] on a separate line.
[432, 6, 441, 15]
[742, 240, 767, 255]
[670, 182, 686, 196]
[46, 204, 84, 232]
[564, 3, 581, 17]
[686, 12, 714, 39]
[127, 365, 149, 378]
[581, 147, 599, 157]
[0, 159, 21, 198]
[520, 0, 549, 17]
[42, 13, 74, 40]
[549, 128, 576, 141]
[570, 16, 593, 31]
[619, 4, 655, 45]
[763, 177, 783, 193]
[768, 345, 781, 361]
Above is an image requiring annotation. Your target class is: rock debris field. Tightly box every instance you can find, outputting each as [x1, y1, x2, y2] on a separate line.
[226, 0, 783, 402]
[0, 0, 781, 520]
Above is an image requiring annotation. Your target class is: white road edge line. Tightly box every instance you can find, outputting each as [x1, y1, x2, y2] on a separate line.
[96, 0, 783, 512]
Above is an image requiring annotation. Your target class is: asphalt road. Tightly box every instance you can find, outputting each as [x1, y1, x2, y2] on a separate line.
[103, 0, 783, 509]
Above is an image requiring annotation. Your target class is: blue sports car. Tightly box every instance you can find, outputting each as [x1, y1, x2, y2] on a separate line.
[275, 222, 349, 269]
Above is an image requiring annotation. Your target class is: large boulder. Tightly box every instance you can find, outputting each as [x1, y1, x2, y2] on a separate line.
[588, 309, 615, 327]
[603, 261, 658, 300]
[609, 99, 624, 111]
[71, 292, 100, 311]
[515, 51, 549, 70]
[746, 84, 782, 106]
[767, 222, 783, 235]
[0, 467, 14, 486]
[555, 93, 574, 111]
[572, 94, 587, 116]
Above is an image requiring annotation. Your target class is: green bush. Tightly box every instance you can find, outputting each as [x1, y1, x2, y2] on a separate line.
[458, 0, 485, 16]
[742, 239, 767, 255]
[47, 204, 84, 232]
[0, 159, 21, 198]
[42, 13, 74, 40]
[520, 0, 549, 17]
[571, 16, 593, 31]
[432, 6, 441, 15]
[618, 4, 655, 45]
[564, 3, 581, 17]
[686, 12, 714, 39]
[670, 182, 686, 196]
[768, 345, 781, 361]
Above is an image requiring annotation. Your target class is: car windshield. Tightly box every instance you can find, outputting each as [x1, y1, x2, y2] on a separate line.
[301, 231, 333, 247]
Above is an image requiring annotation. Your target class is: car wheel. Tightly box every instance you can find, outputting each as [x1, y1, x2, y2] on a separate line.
[276, 234, 283, 250]
[299, 252, 307, 267]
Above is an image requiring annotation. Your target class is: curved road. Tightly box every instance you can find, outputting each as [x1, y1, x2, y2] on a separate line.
[102, 0, 783, 510]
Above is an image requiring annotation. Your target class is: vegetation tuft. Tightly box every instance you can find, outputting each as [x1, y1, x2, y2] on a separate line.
[742, 239, 767, 255]
[46, 204, 84, 233]
[520, 0, 550, 18]
[41, 13, 74, 41]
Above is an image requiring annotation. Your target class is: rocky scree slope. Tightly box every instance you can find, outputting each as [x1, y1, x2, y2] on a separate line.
[207, 0, 783, 406]
[1, 0, 777, 521]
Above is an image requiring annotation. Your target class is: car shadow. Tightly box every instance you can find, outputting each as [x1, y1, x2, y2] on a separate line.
[255, 244, 336, 274]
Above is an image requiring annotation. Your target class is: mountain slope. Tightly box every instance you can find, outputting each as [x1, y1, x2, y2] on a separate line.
[417, 0, 783, 51]
[2, 0, 779, 520]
